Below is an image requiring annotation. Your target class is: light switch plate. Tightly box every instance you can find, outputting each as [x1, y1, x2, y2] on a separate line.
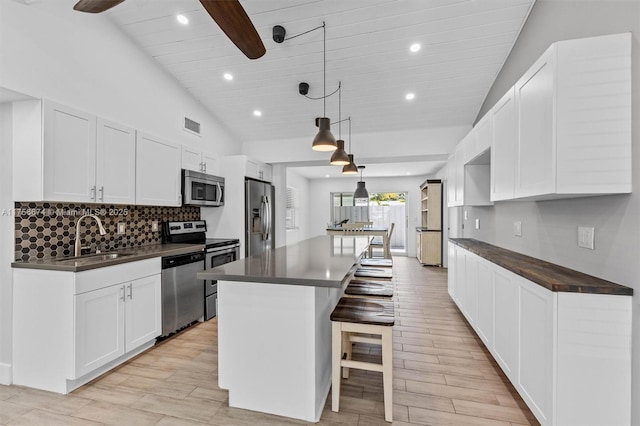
[117, 222, 126, 235]
[475, 218, 480, 230]
[514, 221, 522, 237]
[152, 220, 159, 232]
[578, 226, 595, 250]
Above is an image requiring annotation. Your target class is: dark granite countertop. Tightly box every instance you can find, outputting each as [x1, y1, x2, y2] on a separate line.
[449, 238, 632, 296]
[198, 235, 370, 288]
[11, 243, 204, 272]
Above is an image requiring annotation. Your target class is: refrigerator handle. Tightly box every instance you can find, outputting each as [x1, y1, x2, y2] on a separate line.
[265, 195, 271, 240]
[260, 197, 267, 240]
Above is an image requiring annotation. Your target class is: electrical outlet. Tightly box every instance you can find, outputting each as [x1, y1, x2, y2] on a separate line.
[152, 220, 159, 232]
[117, 222, 126, 235]
[475, 218, 480, 230]
[578, 226, 595, 250]
[514, 221, 522, 237]
[464, 210, 468, 220]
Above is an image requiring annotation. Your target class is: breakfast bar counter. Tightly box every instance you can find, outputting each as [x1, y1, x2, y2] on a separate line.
[197, 235, 370, 422]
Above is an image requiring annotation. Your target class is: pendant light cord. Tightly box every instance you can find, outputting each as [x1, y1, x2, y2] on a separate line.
[348, 116, 351, 153]
[323, 21, 326, 117]
[338, 82, 342, 139]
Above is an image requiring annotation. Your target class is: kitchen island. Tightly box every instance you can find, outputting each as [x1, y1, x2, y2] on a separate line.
[197, 235, 370, 422]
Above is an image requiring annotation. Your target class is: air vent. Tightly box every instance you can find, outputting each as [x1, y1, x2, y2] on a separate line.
[184, 116, 201, 136]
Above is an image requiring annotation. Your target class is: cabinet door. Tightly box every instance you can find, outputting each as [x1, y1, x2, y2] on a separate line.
[43, 101, 96, 202]
[245, 159, 258, 179]
[259, 163, 273, 182]
[125, 274, 162, 352]
[475, 114, 492, 154]
[454, 143, 465, 205]
[447, 242, 456, 300]
[464, 252, 478, 326]
[518, 277, 555, 423]
[96, 119, 136, 204]
[491, 87, 517, 201]
[492, 266, 519, 381]
[202, 152, 219, 175]
[182, 146, 203, 172]
[422, 232, 441, 266]
[454, 246, 466, 310]
[416, 232, 422, 262]
[462, 129, 477, 164]
[75, 284, 125, 378]
[426, 183, 442, 230]
[446, 154, 456, 207]
[136, 133, 181, 206]
[475, 258, 493, 346]
[515, 47, 556, 198]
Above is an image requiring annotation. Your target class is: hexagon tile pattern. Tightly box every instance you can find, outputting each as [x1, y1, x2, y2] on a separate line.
[14, 202, 200, 261]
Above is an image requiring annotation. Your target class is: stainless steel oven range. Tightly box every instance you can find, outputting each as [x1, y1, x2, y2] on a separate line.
[204, 238, 240, 320]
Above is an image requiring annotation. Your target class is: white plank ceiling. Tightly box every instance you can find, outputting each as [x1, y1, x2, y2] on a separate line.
[105, 0, 534, 177]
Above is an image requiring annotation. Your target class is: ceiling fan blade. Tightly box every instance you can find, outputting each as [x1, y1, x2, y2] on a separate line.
[73, 0, 125, 13]
[200, 0, 266, 60]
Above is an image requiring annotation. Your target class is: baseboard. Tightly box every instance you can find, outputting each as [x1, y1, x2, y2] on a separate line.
[0, 362, 12, 385]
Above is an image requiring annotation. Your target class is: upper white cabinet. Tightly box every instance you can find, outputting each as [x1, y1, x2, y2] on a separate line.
[136, 133, 181, 206]
[512, 33, 632, 199]
[14, 100, 136, 203]
[490, 88, 517, 201]
[246, 159, 272, 182]
[96, 118, 136, 204]
[182, 146, 219, 175]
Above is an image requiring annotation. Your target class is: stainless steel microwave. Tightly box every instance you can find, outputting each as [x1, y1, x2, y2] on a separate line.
[182, 169, 225, 207]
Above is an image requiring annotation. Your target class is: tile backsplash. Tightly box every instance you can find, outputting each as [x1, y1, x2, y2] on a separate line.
[14, 202, 200, 261]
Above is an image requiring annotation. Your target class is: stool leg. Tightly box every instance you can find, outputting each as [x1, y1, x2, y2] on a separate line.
[381, 327, 393, 422]
[331, 322, 342, 413]
[342, 332, 352, 379]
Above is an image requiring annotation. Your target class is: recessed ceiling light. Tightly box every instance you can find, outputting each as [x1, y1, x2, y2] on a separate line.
[410, 43, 421, 53]
[406, 172, 411, 175]
[325, 174, 330, 178]
[176, 14, 189, 25]
[405, 93, 415, 101]
[253, 110, 262, 117]
[223, 73, 233, 81]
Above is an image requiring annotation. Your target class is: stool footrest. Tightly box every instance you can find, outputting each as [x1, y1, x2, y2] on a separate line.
[341, 359, 383, 373]
[350, 335, 381, 345]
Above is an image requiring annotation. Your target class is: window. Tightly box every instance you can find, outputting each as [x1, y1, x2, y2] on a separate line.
[286, 187, 298, 230]
[330, 192, 369, 224]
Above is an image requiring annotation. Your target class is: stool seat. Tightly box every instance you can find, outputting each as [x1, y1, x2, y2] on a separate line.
[330, 297, 395, 326]
[360, 258, 393, 267]
[354, 267, 393, 279]
[345, 280, 393, 298]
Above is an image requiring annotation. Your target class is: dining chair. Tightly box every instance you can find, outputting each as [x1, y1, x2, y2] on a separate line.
[368, 223, 395, 258]
[342, 223, 366, 233]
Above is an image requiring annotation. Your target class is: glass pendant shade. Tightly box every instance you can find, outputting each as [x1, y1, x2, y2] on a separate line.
[354, 181, 369, 206]
[330, 140, 350, 165]
[342, 154, 358, 174]
[312, 117, 337, 151]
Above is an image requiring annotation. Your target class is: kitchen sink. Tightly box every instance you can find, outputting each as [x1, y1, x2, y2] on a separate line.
[54, 252, 135, 262]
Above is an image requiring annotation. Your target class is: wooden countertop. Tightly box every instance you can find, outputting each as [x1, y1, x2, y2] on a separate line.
[198, 235, 370, 288]
[449, 238, 632, 296]
[11, 243, 204, 272]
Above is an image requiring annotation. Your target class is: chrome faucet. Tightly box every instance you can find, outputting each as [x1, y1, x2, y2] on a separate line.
[74, 214, 107, 257]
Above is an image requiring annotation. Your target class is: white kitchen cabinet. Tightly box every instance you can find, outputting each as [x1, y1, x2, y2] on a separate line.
[461, 129, 477, 165]
[453, 143, 464, 206]
[13, 100, 135, 203]
[447, 242, 632, 426]
[136, 132, 181, 206]
[446, 155, 456, 207]
[13, 258, 162, 394]
[517, 276, 555, 424]
[453, 245, 466, 310]
[474, 113, 491, 154]
[182, 146, 219, 175]
[514, 33, 631, 199]
[246, 158, 272, 181]
[447, 242, 456, 300]
[96, 118, 136, 204]
[490, 87, 517, 201]
[492, 265, 519, 382]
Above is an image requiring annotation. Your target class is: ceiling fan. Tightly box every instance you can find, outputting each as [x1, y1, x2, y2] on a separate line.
[72, 0, 266, 59]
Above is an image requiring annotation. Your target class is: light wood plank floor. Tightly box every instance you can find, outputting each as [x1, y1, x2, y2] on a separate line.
[0, 257, 539, 425]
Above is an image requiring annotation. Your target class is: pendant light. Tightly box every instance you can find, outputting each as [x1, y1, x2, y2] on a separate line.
[342, 117, 358, 174]
[330, 82, 350, 165]
[311, 22, 337, 152]
[353, 165, 369, 206]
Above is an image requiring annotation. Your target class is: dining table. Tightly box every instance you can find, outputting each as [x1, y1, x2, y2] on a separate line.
[326, 225, 389, 258]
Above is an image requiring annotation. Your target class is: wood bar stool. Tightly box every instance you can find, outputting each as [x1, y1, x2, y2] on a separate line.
[354, 267, 393, 280]
[360, 258, 393, 268]
[330, 297, 395, 422]
[345, 279, 394, 298]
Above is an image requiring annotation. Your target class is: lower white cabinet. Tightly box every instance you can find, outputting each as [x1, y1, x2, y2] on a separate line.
[13, 258, 162, 394]
[447, 243, 631, 426]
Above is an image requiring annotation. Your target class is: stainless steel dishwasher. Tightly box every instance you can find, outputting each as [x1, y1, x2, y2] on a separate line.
[161, 251, 204, 336]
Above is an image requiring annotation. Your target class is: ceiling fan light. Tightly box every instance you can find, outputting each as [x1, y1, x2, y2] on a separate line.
[330, 140, 350, 165]
[342, 154, 358, 174]
[312, 117, 337, 151]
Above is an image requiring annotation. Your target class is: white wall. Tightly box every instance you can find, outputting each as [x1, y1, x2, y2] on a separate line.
[0, 104, 13, 382]
[0, 0, 244, 384]
[285, 169, 311, 246]
[308, 175, 431, 258]
[465, 1, 640, 422]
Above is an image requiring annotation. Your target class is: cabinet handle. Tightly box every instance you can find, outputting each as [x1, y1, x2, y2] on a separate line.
[99, 186, 104, 202]
[120, 285, 125, 302]
[127, 283, 132, 300]
[90, 185, 96, 201]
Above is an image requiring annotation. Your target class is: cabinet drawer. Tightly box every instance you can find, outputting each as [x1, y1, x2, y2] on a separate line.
[75, 258, 161, 294]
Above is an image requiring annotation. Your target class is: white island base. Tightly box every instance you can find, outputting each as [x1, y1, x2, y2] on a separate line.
[217, 280, 343, 422]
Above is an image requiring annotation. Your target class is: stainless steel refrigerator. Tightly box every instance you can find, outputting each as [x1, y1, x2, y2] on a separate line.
[245, 178, 275, 257]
